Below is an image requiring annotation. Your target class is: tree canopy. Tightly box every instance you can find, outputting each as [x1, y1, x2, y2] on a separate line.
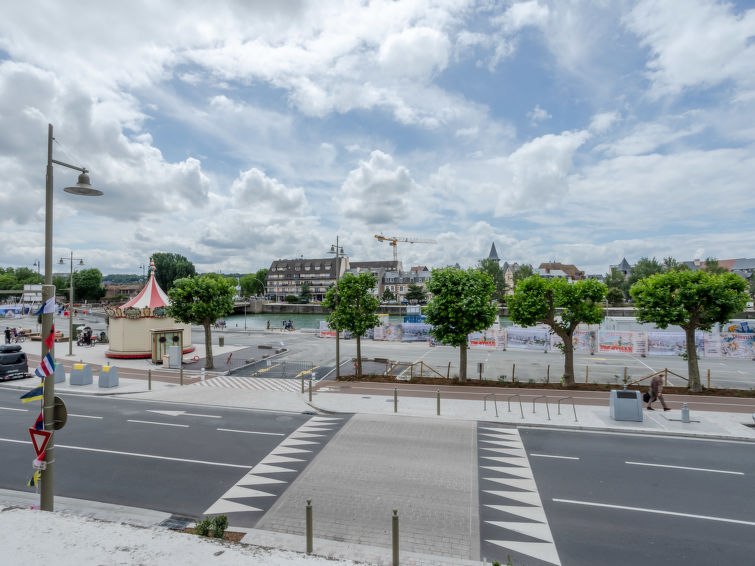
[299, 282, 312, 303]
[425, 267, 497, 382]
[405, 283, 426, 304]
[508, 277, 606, 386]
[381, 288, 395, 303]
[239, 269, 268, 297]
[322, 272, 380, 376]
[630, 270, 748, 391]
[0, 267, 43, 290]
[152, 252, 196, 292]
[627, 257, 663, 288]
[72, 268, 105, 302]
[166, 273, 235, 369]
[513, 264, 534, 286]
[478, 258, 508, 302]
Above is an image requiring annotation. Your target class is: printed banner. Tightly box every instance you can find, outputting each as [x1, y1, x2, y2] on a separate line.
[648, 332, 687, 356]
[402, 323, 432, 342]
[599, 331, 635, 353]
[469, 326, 505, 350]
[318, 320, 338, 338]
[719, 333, 755, 358]
[507, 326, 550, 350]
[374, 323, 403, 341]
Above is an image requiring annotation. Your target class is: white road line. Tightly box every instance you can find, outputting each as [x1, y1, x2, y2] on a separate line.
[0, 406, 27, 412]
[554, 498, 755, 526]
[530, 453, 580, 460]
[625, 461, 744, 475]
[625, 353, 655, 373]
[217, 428, 285, 436]
[127, 419, 189, 428]
[69, 414, 103, 419]
[0, 438, 250, 468]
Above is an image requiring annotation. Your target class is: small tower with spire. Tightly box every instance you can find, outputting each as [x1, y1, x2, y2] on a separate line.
[487, 242, 500, 264]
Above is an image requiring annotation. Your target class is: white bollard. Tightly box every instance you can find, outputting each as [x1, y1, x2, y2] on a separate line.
[201, 367, 206, 382]
[681, 402, 690, 423]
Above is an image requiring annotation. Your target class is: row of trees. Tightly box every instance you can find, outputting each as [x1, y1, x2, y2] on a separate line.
[321, 266, 749, 393]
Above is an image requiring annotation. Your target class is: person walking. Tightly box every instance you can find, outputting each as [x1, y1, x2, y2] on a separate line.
[647, 373, 670, 411]
[3, 327, 10, 344]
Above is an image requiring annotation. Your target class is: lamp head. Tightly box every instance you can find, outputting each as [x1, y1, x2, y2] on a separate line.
[58, 258, 64, 265]
[78, 259, 84, 266]
[63, 171, 103, 196]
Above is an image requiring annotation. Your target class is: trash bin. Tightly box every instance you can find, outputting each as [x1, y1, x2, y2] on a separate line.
[219, 336, 225, 347]
[609, 389, 643, 422]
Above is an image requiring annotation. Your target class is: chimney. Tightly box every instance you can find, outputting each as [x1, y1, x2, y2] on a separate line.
[693, 258, 700, 267]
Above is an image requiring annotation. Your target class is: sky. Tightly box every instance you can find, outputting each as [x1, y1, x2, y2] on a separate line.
[1, 0, 753, 276]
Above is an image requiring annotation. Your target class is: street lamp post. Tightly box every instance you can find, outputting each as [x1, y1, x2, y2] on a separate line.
[59, 253, 84, 356]
[328, 237, 345, 379]
[42, 123, 103, 512]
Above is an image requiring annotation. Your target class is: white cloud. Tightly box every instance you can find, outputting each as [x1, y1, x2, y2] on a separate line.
[378, 27, 451, 79]
[588, 111, 621, 134]
[527, 104, 552, 124]
[497, 1, 550, 33]
[625, 0, 755, 97]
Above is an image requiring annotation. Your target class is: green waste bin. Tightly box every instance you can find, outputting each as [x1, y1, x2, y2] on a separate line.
[219, 336, 225, 347]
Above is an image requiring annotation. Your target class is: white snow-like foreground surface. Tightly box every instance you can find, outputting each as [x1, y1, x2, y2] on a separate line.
[0, 507, 364, 566]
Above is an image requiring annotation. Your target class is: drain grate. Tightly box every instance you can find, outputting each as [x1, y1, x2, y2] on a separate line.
[159, 515, 195, 530]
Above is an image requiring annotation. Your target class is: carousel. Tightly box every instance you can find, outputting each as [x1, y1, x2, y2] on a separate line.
[105, 261, 194, 361]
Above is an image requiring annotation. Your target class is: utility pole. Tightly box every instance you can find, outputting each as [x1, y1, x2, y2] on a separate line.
[59, 252, 84, 356]
[328, 237, 345, 379]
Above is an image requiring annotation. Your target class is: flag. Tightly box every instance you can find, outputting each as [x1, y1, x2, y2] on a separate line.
[20, 385, 44, 403]
[34, 353, 55, 378]
[34, 412, 43, 431]
[27, 470, 40, 487]
[33, 298, 56, 316]
[43, 325, 55, 350]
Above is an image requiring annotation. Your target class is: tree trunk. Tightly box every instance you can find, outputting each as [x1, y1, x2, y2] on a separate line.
[459, 343, 467, 383]
[204, 322, 214, 370]
[685, 325, 701, 392]
[562, 332, 575, 387]
[356, 335, 362, 377]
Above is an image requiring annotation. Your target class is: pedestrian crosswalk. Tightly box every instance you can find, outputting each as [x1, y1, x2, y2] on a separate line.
[203, 416, 345, 521]
[192, 375, 307, 392]
[479, 425, 561, 566]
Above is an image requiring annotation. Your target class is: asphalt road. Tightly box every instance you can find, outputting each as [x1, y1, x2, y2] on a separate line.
[517, 428, 755, 566]
[0, 389, 337, 520]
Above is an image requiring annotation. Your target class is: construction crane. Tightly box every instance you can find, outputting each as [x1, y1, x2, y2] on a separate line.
[374, 234, 437, 263]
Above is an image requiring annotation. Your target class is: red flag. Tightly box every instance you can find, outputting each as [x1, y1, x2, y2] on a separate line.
[43, 325, 55, 350]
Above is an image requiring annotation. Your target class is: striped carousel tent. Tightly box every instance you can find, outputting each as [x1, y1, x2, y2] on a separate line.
[105, 260, 194, 359]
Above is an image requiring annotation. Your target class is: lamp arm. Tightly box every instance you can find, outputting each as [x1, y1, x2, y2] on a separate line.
[51, 159, 87, 173]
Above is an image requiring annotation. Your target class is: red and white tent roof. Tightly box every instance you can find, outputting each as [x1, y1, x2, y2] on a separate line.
[121, 261, 170, 309]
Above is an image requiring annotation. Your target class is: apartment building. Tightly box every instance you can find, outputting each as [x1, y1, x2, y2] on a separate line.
[266, 257, 349, 302]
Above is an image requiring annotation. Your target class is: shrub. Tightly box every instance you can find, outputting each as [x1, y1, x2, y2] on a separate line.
[211, 515, 228, 538]
[195, 518, 211, 536]
[285, 295, 299, 304]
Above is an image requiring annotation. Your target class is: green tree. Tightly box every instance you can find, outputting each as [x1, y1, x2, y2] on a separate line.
[381, 288, 395, 303]
[299, 282, 312, 303]
[73, 268, 105, 302]
[631, 271, 748, 392]
[704, 258, 728, 275]
[152, 252, 196, 292]
[166, 273, 235, 370]
[405, 283, 426, 304]
[662, 257, 688, 271]
[508, 277, 606, 386]
[627, 257, 663, 287]
[750, 278, 755, 300]
[53, 275, 69, 300]
[478, 258, 508, 302]
[603, 268, 626, 291]
[322, 272, 380, 376]
[425, 268, 497, 383]
[606, 287, 624, 306]
[513, 264, 534, 286]
[240, 270, 267, 297]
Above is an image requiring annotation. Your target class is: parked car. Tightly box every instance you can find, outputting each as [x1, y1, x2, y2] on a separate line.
[0, 344, 30, 381]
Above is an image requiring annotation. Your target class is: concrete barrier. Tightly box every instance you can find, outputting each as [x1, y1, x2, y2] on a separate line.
[54, 362, 66, 384]
[69, 363, 93, 386]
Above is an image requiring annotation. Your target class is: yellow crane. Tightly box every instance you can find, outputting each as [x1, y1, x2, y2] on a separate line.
[374, 234, 437, 263]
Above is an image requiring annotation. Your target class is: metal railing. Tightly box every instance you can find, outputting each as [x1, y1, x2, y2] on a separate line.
[556, 396, 578, 422]
[504, 394, 524, 419]
[483, 393, 499, 417]
[532, 395, 551, 420]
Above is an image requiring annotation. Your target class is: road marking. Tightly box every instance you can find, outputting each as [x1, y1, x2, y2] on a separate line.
[69, 414, 103, 419]
[0, 437, 250, 468]
[625, 461, 744, 475]
[530, 453, 580, 460]
[127, 419, 189, 428]
[554, 498, 755, 526]
[0, 406, 27, 412]
[217, 428, 285, 436]
[147, 410, 221, 418]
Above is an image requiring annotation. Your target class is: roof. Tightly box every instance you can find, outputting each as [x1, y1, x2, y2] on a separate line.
[350, 260, 402, 270]
[732, 258, 755, 270]
[488, 242, 500, 261]
[538, 262, 585, 279]
[121, 269, 170, 309]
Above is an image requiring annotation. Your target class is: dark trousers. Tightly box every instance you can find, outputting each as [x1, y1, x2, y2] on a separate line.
[648, 391, 668, 409]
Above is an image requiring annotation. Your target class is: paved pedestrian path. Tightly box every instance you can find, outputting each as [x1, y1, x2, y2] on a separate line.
[194, 375, 305, 392]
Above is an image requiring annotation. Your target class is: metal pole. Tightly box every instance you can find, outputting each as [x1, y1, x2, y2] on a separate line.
[68, 251, 73, 356]
[301, 373, 305, 393]
[394, 387, 397, 413]
[707, 368, 710, 389]
[308, 379, 312, 402]
[512, 363, 516, 381]
[392, 509, 399, 566]
[547, 364, 550, 383]
[335, 236, 340, 380]
[306, 499, 313, 554]
[148, 369, 152, 390]
[436, 389, 440, 415]
[623, 366, 627, 383]
[180, 367, 184, 386]
[41, 124, 55, 512]
[665, 367, 668, 386]
[585, 365, 589, 384]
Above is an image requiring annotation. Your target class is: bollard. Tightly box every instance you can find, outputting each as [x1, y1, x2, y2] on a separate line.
[394, 387, 398, 413]
[623, 367, 627, 383]
[148, 369, 152, 391]
[436, 389, 440, 416]
[681, 402, 690, 423]
[306, 499, 313, 554]
[664, 368, 668, 386]
[512, 363, 516, 382]
[201, 367, 206, 382]
[546, 364, 550, 383]
[392, 509, 399, 566]
[707, 368, 711, 389]
[585, 365, 589, 384]
[180, 367, 184, 386]
[308, 379, 312, 402]
[301, 373, 305, 394]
